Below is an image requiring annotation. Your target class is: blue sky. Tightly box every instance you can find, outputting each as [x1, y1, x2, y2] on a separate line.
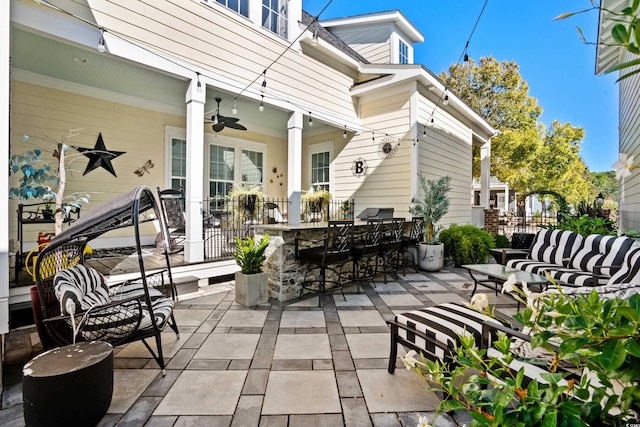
[302, 0, 619, 173]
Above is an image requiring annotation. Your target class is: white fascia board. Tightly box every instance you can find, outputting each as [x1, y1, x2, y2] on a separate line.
[321, 10, 424, 43]
[595, 0, 628, 74]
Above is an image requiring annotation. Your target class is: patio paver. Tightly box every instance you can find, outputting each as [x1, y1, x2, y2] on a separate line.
[262, 370, 341, 415]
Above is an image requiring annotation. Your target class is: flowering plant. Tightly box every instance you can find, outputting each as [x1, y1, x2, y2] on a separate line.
[612, 153, 639, 181]
[403, 276, 640, 426]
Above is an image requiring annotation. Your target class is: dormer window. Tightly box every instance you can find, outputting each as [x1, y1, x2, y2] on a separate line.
[215, 0, 249, 17]
[399, 40, 409, 64]
[262, 0, 288, 38]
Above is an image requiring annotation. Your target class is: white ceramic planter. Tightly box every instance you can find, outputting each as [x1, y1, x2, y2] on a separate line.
[417, 242, 444, 271]
[234, 271, 268, 307]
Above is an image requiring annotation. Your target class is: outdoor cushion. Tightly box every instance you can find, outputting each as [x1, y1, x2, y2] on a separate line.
[544, 281, 640, 300]
[568, 234, 639, 275]
[392, 303, 502, 361]
[542, 269, 601, 287]
[506, 259, 558, 275]
[528, 229, 582, 265]
[608, 247, 640, 285]
[54, 264, 111, 316]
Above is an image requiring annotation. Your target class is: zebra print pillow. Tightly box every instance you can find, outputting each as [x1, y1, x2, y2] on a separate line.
[54, 264, 111, 316]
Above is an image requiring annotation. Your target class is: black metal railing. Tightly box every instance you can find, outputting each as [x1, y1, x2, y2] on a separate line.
[200, 197, 352, 261]
[497, 212, 558, 238]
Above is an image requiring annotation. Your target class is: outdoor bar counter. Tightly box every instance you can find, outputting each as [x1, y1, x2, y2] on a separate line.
[252, 221, 368, 303]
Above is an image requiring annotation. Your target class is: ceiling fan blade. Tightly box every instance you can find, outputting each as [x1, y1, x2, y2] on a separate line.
[212, 123, 226, 132]
[219, 116, 247, 131]
[225, 122, 247, 131]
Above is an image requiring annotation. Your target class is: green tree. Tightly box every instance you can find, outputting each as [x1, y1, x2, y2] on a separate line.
[441, 57, 592, 203]
[591, 170, 619, 201]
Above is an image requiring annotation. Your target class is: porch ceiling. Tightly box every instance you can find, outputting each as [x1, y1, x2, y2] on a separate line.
[10, 27, 309, 136]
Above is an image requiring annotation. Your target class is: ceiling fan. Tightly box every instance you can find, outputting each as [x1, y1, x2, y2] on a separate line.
[205, 97, 247, 132]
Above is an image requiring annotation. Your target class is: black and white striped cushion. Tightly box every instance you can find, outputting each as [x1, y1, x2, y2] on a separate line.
[544, 282, 640, 300]
[608, 248, 640, 285]
[568, 235, 639, 276]
[543, 269, 600, 287]
[506, 259, 558, 275]
[528, 230, 582, 265]
[54, 265, 110, 316]
[394, 303, 502, 361]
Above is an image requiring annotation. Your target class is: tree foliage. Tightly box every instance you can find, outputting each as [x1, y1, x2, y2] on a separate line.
[440, 57, 592, 204]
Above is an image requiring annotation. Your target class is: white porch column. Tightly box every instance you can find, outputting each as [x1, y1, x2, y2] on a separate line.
[287, 112, 303, 226]
[480, 141, 491, 208]
[0, 0, 10, 334]
[504, 185, 510, 213]
[184, 77, 206, 262]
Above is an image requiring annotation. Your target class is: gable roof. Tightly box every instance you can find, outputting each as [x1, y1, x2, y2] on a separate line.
[320, 10, 424, 43]
[301, 11, 370, 64]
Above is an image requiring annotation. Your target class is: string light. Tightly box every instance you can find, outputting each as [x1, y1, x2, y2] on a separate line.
[308, 112, 313, 127]
[423, 124, 427, 136]
[259, 95, 264, 112]
[97, 28, 106, 53]
[343, 125, 347, 139]
[232, 97, 238, 115]
[261, 70, 267, 93]
[311, 22, 319, 46]
[372, 132, 375, 142]
[443, 90, 449, 106]
[196, 72, 202, 93]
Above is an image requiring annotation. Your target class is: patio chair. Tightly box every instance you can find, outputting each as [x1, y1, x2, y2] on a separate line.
[34, 186, 179, 374]
[264, 202, 286, 224]
[157, 187, 216, 252]
[295, 220, 354, 307]
[351, 218, 384, 292]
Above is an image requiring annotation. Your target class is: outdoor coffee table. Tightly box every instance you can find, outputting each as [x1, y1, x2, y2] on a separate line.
[463, 263, 548, 298]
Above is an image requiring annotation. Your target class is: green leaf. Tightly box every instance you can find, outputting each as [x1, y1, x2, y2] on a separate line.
[624, 338, 640, 358]
[539, 372, 563, 385]
[540, 409, 558, 427]
[607, 57, 640, 73]
[617, 306, 640, 322]
[438, 399, 464, 412]
[612, 24, 629, 44]
[597, 339, 626, 370]
[559, 337, 589, 354]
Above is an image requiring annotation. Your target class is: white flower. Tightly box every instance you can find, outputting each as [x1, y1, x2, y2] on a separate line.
[402, 350, 423, 370]
[612, 153, 636, 180]
[470, 293, 489, 311]
[417, 415, 431, 427]
[501, 274, 518, 294]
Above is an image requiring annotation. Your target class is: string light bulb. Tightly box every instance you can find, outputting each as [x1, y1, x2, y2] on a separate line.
[311, 22, 319, 46]
[259, 95, 264, 112]
[232, 97, 238, 115]
[308, 112, 313, 127]
[196, 72, 202, 93]
[372, 132, 375, 142]
[443, 90, 449, 106]
[261, 70, 267, 93]
[343, 125, 347, 139]
[463, 52, 469, 62]
[423, 124, 427, 136]
[97, 28, 106, 53]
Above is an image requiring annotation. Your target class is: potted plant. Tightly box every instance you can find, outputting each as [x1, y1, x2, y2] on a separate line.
[302, 187, 331, 222]
[233, 234, 269, 307]
[228, 184, 264, 225]
[409, 173, 452, 271]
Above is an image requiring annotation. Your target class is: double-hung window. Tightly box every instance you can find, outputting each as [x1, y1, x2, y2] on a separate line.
[208, 142, 265, 197]
[209, 145, 236, 197]
[262, 0, 288, 38]
[214, 0, 249, 17]
[399, 40, 409, 64]
[310, 151, 330, 192]
[170, 138, 187, 190]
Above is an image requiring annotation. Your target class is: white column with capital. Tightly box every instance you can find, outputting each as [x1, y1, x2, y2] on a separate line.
[184, 77, 205, 262]
[480, 141, 491, 208]
[287, 112, 303, 226]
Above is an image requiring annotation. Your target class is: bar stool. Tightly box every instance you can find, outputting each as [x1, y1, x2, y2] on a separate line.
[399, 217, 424, 275]
[295, 220, 354, 306]
[375, 218, 405, 283]
[351, 219, 384, 292]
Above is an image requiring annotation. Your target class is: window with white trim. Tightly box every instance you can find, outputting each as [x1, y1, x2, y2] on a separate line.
[213, 0, 249, 17]
[170, 138, 187, 190]
[209, 145, 235, 197]
[262, 0, 288, 38]
[310, 151, 330, 192]
[399, 40, 409, 64]
[208, 140, 265, 197]
[241, 149, 263, 186]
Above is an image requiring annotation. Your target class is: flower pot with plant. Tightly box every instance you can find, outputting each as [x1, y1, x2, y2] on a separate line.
[228, 184, 264, 226]
[409, 174, 452, 271]
[302, 187, 331, 222]
[234, 234, 269, 307]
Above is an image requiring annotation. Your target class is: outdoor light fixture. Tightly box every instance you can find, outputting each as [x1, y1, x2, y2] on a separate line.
[97, 28, 106, 53]
[343, 125, 347, 139]
[443, 91, 449, 106]
[596, 192, 605, 208]
[423, 124, 427, 136]
[308, 112, 313, 127]
[259, 95, 264, 112]
[261, 70, 267, 93]
[196, 72, 202, 93]
[232, 97, 238, 115]
[464, 53, 469, 62]
[311, 23, 319, 46]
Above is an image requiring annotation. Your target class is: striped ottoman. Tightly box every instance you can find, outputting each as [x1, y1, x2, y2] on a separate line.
[387, 303, 503, 373]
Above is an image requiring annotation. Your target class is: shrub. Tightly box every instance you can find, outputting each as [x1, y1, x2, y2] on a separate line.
[439, 225, 495, 266]
[493, 234, 510, 248]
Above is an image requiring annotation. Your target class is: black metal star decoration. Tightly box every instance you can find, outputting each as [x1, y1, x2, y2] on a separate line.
[74, 133, 125, 177]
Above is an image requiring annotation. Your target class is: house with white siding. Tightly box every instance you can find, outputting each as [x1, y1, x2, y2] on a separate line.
[0, 0, 495, 331]
[596, 0, 640, 232]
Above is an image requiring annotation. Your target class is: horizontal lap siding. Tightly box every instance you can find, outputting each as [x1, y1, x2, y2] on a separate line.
[619, 52, 640, 232]
[10, 81, 184, 241]
[417, 98, 473, 228]
[88, 0, 356, 119]
[333, 92, 412, 216]
[329, 28, 391, 64]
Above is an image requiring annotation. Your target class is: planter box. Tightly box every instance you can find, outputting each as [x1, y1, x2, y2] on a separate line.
[235, 271, 268, 307]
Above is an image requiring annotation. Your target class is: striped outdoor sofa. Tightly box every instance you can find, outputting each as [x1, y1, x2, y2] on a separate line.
[506, 229, 640, 287]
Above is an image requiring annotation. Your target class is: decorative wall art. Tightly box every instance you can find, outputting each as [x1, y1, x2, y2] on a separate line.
[351, 158, 368, 177]
[134, 160, 154, 177]
[378, 136, 400, 159]
[73, 133, 125, 177]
